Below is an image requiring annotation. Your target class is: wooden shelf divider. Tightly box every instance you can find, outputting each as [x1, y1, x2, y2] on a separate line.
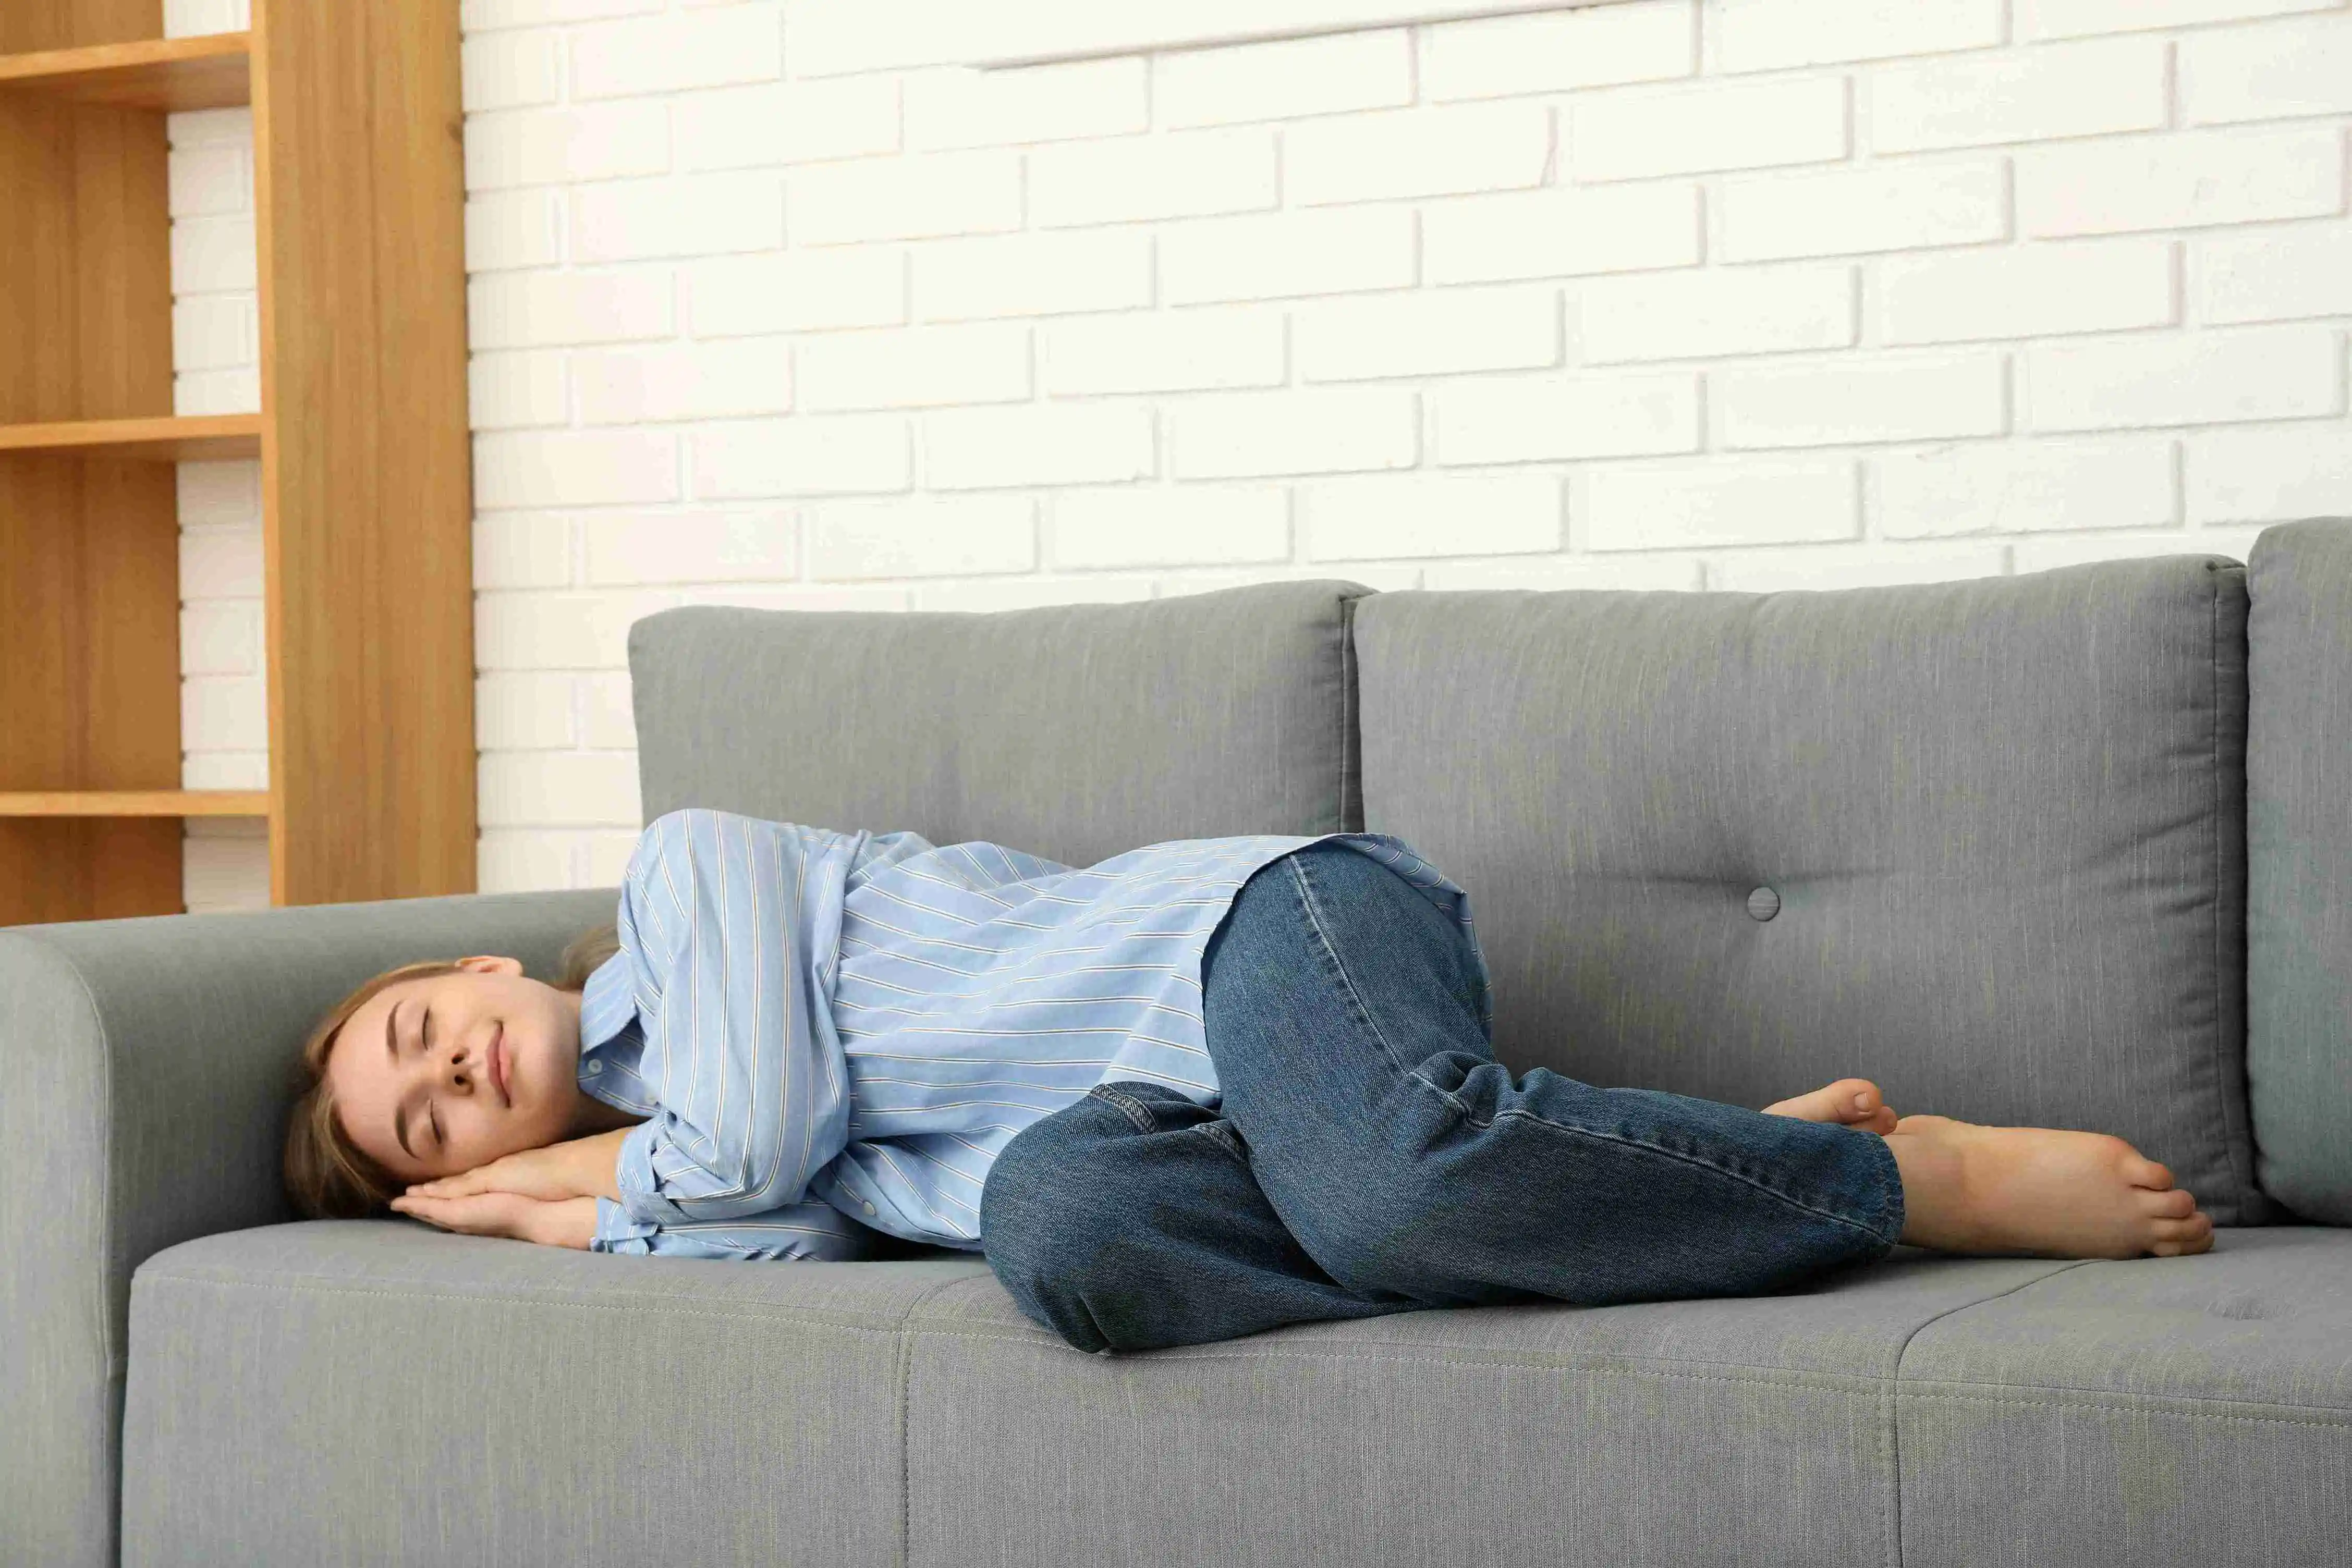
[0, 790, 270, 818]
[0, 32, 250, 112]
[0, 413, 262, 462]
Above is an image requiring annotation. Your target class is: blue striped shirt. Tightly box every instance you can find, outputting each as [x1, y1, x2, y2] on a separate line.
[576, 807, 1483, 1260]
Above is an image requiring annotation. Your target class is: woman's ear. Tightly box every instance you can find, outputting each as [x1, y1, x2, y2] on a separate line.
[455, 954, 525, 977]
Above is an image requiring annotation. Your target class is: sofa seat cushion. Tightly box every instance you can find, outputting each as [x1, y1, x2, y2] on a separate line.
[1354, 557, 2268, 1223]
[120, 1221, 991, 1568]
[1897, 1226, 2352, 1568]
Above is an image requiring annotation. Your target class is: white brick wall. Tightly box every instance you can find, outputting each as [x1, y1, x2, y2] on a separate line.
[164, 0, 2352, 898]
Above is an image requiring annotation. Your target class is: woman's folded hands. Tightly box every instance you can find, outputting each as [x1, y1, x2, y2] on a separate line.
[390, 1128, 632, 1248]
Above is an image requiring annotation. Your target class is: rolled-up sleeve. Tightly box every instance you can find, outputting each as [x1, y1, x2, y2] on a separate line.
[609, 808, 855, 1229]
[588, 1195, 879, 1261]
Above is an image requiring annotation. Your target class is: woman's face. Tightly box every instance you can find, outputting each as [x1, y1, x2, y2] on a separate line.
[325, 956, 588, 1183]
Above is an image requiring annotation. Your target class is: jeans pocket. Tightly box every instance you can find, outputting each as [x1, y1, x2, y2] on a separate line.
[1191, 1119, 1251, 1167]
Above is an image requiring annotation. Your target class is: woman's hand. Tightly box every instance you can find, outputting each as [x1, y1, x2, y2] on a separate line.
[405, 1128, 629, 1205]
[389, 1191, 598, 1250]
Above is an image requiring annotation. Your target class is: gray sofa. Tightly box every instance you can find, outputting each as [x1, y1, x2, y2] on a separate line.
[7, 520, 2351, 1568]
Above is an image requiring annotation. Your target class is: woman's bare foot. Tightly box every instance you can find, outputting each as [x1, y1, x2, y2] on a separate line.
[1764, 1077, 1898, 1135]
[1884, 1114, 2215, 1259]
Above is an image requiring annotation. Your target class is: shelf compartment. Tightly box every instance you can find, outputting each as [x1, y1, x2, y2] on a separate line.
[0, 790, 270, 818]
[0, 33, 251, 113]
[0, 413, 261, 462]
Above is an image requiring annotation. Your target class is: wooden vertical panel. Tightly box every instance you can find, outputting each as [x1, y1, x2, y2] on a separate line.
[0, 77, 182, 925]
[0, 0, 159, 54]
[253, 0, 476, 905]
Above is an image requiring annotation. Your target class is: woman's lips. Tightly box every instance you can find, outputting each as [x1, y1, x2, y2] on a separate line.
[490, 1024, 509, 1106]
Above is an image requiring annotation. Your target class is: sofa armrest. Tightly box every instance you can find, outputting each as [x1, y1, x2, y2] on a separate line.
[0, 886, 617, 1568]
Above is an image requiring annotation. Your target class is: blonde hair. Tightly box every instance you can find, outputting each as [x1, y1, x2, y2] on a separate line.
[282, 923, 621, 1219]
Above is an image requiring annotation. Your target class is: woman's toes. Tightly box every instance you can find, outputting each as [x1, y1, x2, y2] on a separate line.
[2122, 1151, 2176, 1191]
[1764, 1077, 1888, 1125]
[2139, 1186, 2199, 1219]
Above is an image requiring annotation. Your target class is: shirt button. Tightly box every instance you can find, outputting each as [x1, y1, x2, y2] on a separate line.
[862, 1200, 877, 1216]
[1747, 887, 1782, 922]
[586, 1060, 604, 1075]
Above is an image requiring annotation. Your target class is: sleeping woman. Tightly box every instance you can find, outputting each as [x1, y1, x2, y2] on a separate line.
[284, 807, 2215, 1354]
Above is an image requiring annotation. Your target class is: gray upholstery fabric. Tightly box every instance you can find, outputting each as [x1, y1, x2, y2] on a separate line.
[628, 580, 1371, 867]
[0, 889, 615, 1568]
[1354, 557, 2270, 1224]
[1898, 1227, 2352, 1567]
[2246, 518, 2352, 1222]
[123, 1223, 992, 1568]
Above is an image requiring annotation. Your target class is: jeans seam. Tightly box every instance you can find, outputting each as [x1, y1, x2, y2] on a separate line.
[1087, 1083, 1160, 1136]
[1191, 1120, 1249, 1167]
[1286, 850, 1414, 1079]
[1485, 1106, 1904, 1247]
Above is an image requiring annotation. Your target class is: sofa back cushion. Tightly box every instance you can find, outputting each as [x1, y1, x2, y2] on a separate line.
[628, 581, 1370, 870]
[1355, 557, 2269, 1225]
[2247, 519, 2352, 1223]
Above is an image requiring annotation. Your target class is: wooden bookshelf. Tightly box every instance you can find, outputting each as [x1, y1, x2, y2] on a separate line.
[0, 1, 473, 926]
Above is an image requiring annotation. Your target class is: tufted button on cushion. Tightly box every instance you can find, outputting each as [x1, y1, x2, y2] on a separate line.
[1746, 887, 1781, 922]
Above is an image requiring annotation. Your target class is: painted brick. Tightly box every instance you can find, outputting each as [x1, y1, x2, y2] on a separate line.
[469, 269, 673, 348]
[1300, 472, 1563, 560]
[575, 338, 794, 424]
[164, 0, 249, 34]
[2187, 425, 2352, 521]
[806, 495, 1038, 577]
[2010, 528, 2269, 573]
[1287, 103, 1551, 205]
[674, 78, 900, 171]
[2183, 16, 2352, 124]
[1880, 239, 2176, 345]
[182, 753, 267, 792]
[182, 677, 267, 751]
[184, 821, 272, 914]
[1423, 183, 1700, 286]
[1712, 0, 2002, 71]
[1719, 356, 2008, 449]
[791, 152, 1022, 244]
[905, 58, 1147, 149]
[167, 145, 248, 215]
[1704, 543, 2009, 592]
[463, 0, 659, 29]
[474, 589, 677, 669]
[786, 0, 979, 78]
[175, 370, 259, 416]
[1031, 130, 1278, 228]
[479, 752, 641, 827]
[581, 508, 798, 582]
[1719, 162, 2007, 262]
[470, 351, 571, 430]
[464, 103, 671, 191]
[2026, 328, 2344, 431]
[582, 673, 638, 750]
[2017, 127, 2345, 237]
[571, 174, 783, 263]
[1297, 287, 1559, 382]
[1421, 3, 1693, 100]
[2019, 0, 2341, 42]
[668, 583, 913, 614]
[479, 831, 583, 893]
[476, 430, 680, 507]
[911, 577, 1158, 612]
[1432, 372, 1702, 463]
[1868, 38, 2168, 153]
[1582, 458, 1860, 550]
[465, 189, 562, 271]
[474, 514, 575, 589]
[912, 229, 1151, 321]
[581, 831, 645, 888]
[1038, 309, 1285, 396]
[797, 323, 1032, 410]
[1168, 388, 1419, 480]
[1159, 562, 1425, 596]
[172, 296, 253, 369]
[1156, 30, 1413, 128]
[570, 7, 783, 100]
[180, 528, 263, 597]
[177, 461, 260, 528]
[922, 404, 1156, 488]
[1161, 207, 1416, 304]
[1050, 487, 1290, 568]
[477, 672, 579, 750]
[1578, 266, 1854, 363]
[180, 602, 261, 675]
[1569, 77, 1846, 182]
[689, 415, 912, 498]
[1876, 438, 2178, 536]
[1423, 554, 1705, 591]
[169, 216, 257, 295]
[163, 106, 250, 149]
[685, 250, 906, 336]
[462, 28, 562, 111]
[2199, 227, 2352, 323]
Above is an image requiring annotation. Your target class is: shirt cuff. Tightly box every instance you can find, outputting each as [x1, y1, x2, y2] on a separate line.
[588, 1197, 660, 1256]
[613, 1121, 695, 1228]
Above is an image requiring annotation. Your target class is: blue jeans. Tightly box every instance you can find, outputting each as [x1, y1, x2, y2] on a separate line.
[979, 842, 1906, 1353]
